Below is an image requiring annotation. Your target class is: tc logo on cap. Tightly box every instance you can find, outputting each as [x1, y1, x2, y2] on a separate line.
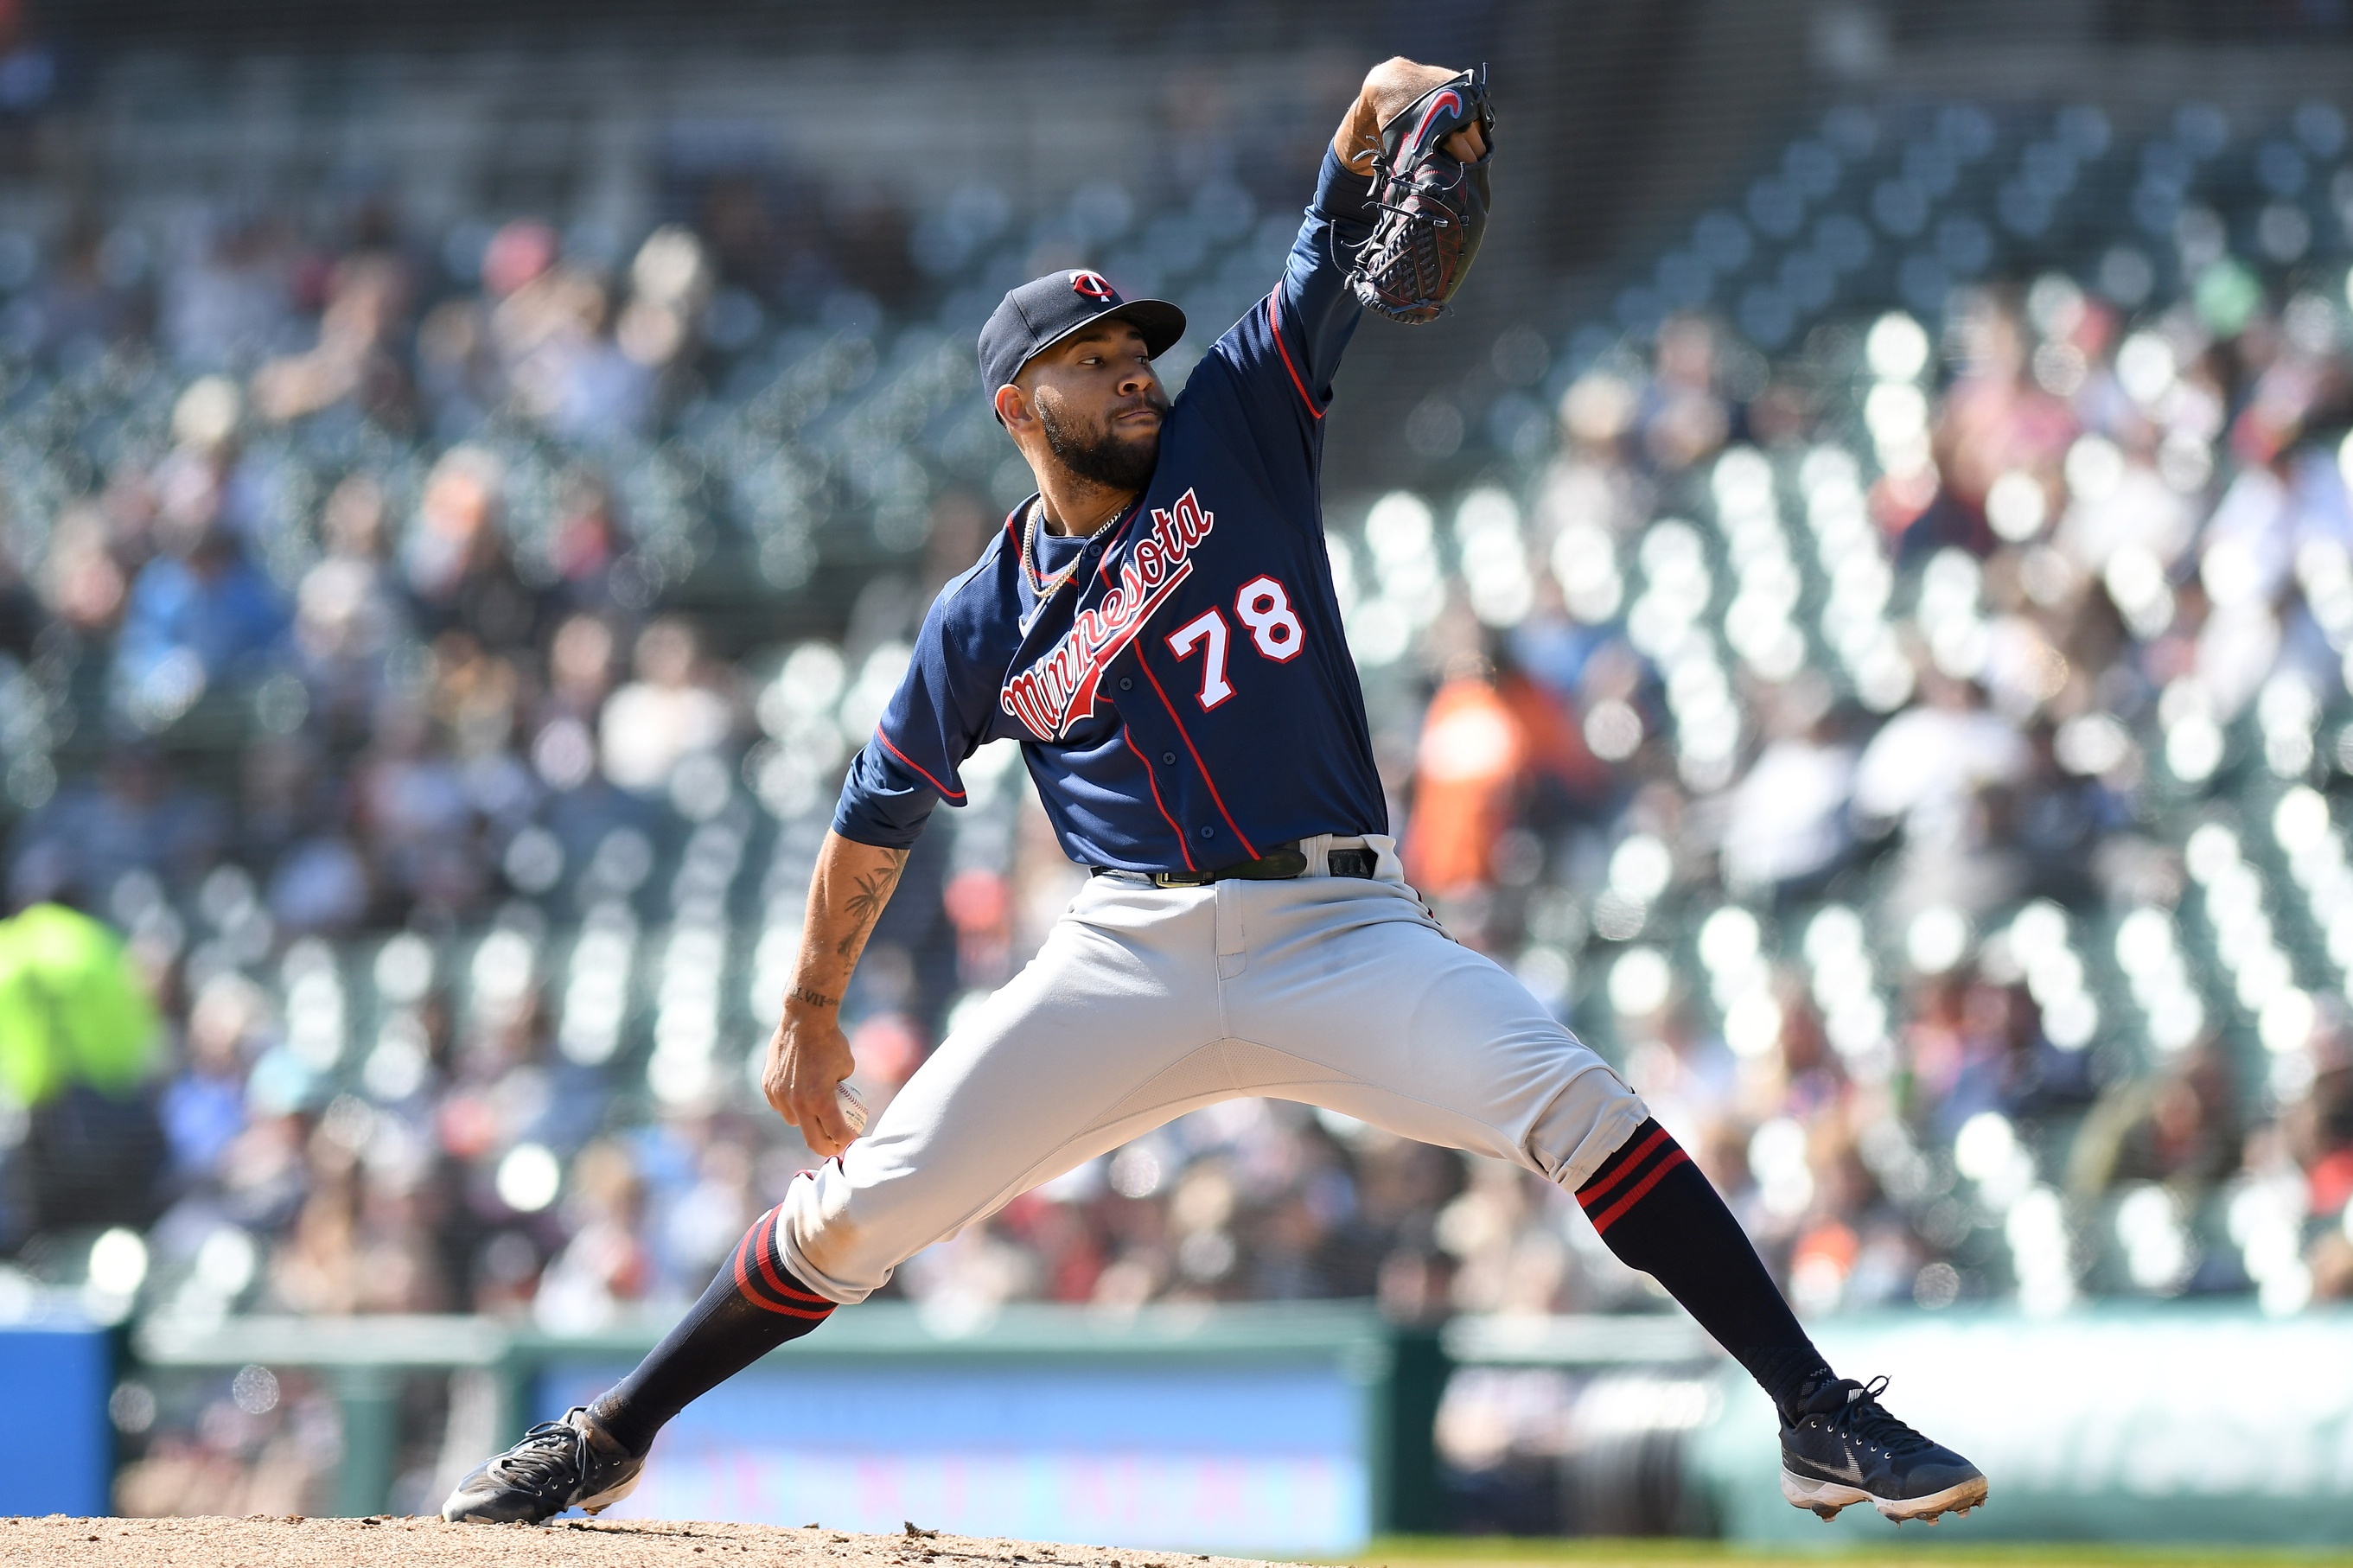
[1070, 270, 1116, 302]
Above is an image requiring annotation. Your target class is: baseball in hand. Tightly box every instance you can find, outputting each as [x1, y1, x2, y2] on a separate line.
[837, 1081, 870, 1136]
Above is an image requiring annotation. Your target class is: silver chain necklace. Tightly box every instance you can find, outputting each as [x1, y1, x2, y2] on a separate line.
[1021, 494, 1129, 605]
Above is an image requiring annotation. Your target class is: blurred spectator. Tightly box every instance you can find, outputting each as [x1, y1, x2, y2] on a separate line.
[1620, 1004, 1738, 1159]
[160, 214, 295, 372]
[251, 253, 414, 427]
[1637, 315, 1730, 473]
[251, 746, 371, 938]
[2285, 1054, 2353, 1219]
[40, 218, 148, 360]
[0, 902, 157, 1105]
[10, 743, 227, 907]
[1405, 647, 1603, 915]
[293, 475, 412, 741]
[1407, 653, 1531, 899]
[532, 1140, 657, 1331]
[402, 446, 545, 655]
[1933, 291, 2079, 555]
[501, 265, 653, 443]
[160, 972, 260, 1182]
[38, 502, 131, 639]
[112, 515, 289, 727]
[599, 618, 733, 794]
[354, 702, 487, 920]
[2069, 1042, 2242, 1200]
[0, 902, 164, 1240]
[547, 472, 632, 615]
[1851, 667, 2029, 920]
[415, 294, 502, 439]
[1720, 679, 1858, 902]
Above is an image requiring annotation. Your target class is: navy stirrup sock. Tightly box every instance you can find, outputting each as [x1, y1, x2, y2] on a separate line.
[1575, 1119, 1832, 1418]
[590, 1205, 837, 1456]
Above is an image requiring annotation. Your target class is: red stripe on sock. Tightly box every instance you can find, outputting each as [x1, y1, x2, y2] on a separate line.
[731, 1237, 768, 1304]
[730, 1209, 836, 1316]
[749, 1208, 835, 1304]
[1577, 1126, 1672, 1208]
[1588, 1147, 1693, 1236]
[735, 1252, 836, 1318]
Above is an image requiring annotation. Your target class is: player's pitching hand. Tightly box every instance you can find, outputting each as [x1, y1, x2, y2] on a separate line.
[762, 1004, 859, 1157]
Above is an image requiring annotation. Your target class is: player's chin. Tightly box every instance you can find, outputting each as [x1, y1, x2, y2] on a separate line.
[1111, 422, 1162, 462]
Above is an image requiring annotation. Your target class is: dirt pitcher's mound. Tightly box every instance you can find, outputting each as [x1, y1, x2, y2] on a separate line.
[0, 1517, 1301, 1568]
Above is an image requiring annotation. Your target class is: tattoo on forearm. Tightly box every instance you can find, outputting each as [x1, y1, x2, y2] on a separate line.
[787, 985, 838, 1009]
[833, 850, 909, 959]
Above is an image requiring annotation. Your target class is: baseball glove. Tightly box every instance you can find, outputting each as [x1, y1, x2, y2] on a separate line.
[1345, 66, 1495, 324]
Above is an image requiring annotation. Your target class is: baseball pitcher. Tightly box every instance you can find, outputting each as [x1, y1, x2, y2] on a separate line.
[446, 58, 1986, 1530]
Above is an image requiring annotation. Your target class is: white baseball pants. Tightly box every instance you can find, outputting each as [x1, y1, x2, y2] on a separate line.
[776, 833, 1648, 1303]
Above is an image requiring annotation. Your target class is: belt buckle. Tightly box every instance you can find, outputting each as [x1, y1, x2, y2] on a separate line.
[1151, 870, 1213, 889]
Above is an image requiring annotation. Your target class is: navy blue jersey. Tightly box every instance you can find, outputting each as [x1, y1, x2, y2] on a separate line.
[833, 150, 1387, 874]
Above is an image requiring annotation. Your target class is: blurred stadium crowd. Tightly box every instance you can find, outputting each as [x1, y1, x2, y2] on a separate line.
[1, 87, 2352, 1508]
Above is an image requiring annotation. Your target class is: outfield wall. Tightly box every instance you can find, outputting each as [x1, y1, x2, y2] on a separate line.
[3, 1302, 2330, 1544]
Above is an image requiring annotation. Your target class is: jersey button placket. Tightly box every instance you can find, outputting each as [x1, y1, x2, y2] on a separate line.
[1162, 751, 1176, 765]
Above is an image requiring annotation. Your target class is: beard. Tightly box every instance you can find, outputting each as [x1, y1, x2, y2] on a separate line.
[1037, 392, 1164, 494]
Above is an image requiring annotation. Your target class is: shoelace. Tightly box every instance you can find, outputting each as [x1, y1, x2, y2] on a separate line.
[488, 1416, 590, 1493]
[1820, 1375, 1937, 1457]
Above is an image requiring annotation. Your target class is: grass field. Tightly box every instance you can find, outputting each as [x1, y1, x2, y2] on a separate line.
[1334, 1538, 2353, 1568]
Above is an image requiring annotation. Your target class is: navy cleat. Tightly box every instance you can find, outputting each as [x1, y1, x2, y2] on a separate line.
[440, 1405, 644, 1524]
[1779, 1375, 1987, 1525]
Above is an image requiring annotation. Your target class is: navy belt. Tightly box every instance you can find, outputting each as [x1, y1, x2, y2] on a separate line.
[1094, 841, 1378, 888]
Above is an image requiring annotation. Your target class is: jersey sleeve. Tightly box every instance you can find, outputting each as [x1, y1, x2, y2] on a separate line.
[1201, 148, 1378, 428]
[830, 583, 993, 850]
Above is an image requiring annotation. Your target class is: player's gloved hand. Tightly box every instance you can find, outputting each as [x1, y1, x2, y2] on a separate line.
[762, 1003, 859, 1157]
[1338, 58, 1487, 169]
[1334, 57, 1496, 324]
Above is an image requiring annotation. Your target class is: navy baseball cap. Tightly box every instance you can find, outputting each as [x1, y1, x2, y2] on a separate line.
[978, 269, 1185, 414]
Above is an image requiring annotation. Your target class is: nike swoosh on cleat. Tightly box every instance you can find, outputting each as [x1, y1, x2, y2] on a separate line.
[1790, 1451, 1869, 1485]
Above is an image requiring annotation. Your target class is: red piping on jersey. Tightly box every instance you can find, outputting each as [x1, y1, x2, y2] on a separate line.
[1121, 724, 1197, 873]
[1134, 649, 1259, 859]
[874, 727, 967, 804]
[1266, 290, 1323, 421]
[1586, 1147, 1691, 1236]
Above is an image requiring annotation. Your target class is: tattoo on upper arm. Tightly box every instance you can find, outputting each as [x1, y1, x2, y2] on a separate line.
[834, 849, 909, 958]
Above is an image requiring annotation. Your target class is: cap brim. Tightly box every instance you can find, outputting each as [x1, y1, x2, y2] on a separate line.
[1106, 298, 1187, 360]
[1017, 297, 1188, 382]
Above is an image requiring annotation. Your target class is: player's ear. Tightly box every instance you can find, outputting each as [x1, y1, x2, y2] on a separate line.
[993, 382, 1032, 431]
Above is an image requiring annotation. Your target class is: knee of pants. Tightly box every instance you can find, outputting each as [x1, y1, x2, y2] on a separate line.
[773, 1161, 909, 1307]
[1526, 1066, 1650, 1191]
